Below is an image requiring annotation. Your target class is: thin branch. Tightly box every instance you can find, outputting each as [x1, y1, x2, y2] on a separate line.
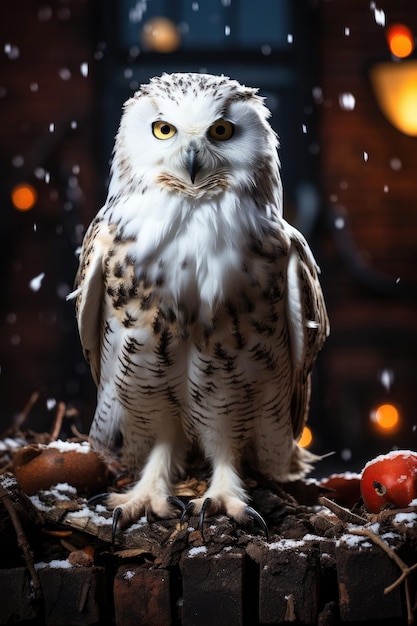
[49, 401, 66, 441]
[349, 527, 416, 625]
[0, 486, 42, 600]
[15, 391, 40, 430]
[70, 423, 89, 441]
[318, 496, 368, 525]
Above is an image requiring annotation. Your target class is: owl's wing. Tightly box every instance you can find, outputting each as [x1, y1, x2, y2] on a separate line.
[284, 224, 330, 440]
[70, 216, 112, 387]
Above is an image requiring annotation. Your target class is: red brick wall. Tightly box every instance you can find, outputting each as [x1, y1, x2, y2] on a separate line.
[316, 0, 417, 469]
[0, 0, 98, 429]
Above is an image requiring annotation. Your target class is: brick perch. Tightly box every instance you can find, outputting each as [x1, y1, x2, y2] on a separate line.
[1, 480, 416, 625]
[0, 540, 411, 625]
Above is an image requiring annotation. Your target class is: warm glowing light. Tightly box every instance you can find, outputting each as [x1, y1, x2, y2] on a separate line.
[298, 426, 313, 448]
[369, 60, 417, 136]
[141, 17, 181, 53]
[11, 183, 38, 211]
[371, 403, 400, 432]
[386, 23, 414, 58]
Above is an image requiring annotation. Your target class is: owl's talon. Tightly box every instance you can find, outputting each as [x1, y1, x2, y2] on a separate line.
[180, 501, 194, 526]
[87, 492, 109, 506]
[198, 497, 212, 541]
[244, 505, 269, 541]
[198, 497, 212, 537]
[166, 495, 186, 512]
[112, 506, 123, 544]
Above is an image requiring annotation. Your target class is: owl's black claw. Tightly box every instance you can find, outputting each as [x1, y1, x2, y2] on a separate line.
[198, 497, 212, 536]
[112, 506, 123, 544]
[179, 498, 212, 539]
[167, 495, 186, 512]
[180, 501, 194, 526]
[87, 492, 109, 506]
[198, 497, 212, 541]
[245, 505, 269, 541]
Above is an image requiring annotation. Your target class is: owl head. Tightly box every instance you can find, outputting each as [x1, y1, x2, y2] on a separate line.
[110, 72, 281, 209]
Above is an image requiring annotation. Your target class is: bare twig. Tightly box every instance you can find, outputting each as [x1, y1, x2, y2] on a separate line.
[15, 391, 40, 430]
[49, 401, 66, 441]
[349, 527, 417, 625]
[320, 495, 417, 624]
[318, 496, 368, 525]
[376, 506, 417, 524]
[284, 593, 296, 622]
[70, 423, 89, 441]
[0, 482, 42, 601]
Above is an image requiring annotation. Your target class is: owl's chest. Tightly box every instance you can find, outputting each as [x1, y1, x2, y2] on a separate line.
[103, 233, 285, 353]
[103, 197, 286, 342]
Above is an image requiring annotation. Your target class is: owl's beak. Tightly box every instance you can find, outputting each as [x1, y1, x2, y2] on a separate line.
[187, 147, 200, 184]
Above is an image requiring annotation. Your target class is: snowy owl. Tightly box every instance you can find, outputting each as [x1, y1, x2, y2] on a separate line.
[70, 72, 329, 536]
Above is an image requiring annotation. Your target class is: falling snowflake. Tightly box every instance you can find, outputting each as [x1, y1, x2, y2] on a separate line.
[390, 157, 402, 171]
[370, 3, 386, 27]
[29, 272, 45, 292]
[59, 68, 71, 81]
[80, 62, 89, 77]
[34, 167, 45, 179]
[38, 6, 52, 21]
[4, 43, 20, 60]
[12, 155, 24, 167]
[129, 1, 148, 23]
[261, 45, 272, 55]
[334, 216, 345, 230]
[339, 93, 355, 110]
[341, 448, 352, 461]
[379, 368, 394, 391]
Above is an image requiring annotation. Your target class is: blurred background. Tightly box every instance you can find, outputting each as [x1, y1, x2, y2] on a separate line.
[1, 0, 416, 476]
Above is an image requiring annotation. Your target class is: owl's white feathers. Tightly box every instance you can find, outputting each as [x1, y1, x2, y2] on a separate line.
[72, 73, 329, 528]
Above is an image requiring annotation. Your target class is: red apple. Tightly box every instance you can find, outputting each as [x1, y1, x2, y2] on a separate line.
[360, 450, 417, 513]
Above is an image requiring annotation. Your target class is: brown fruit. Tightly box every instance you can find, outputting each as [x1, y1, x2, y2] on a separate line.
[13, 441, 108, 496]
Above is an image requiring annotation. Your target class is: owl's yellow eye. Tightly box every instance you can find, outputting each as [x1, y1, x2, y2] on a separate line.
[152, 121, 177, 140]
[208, 119, 234, 141]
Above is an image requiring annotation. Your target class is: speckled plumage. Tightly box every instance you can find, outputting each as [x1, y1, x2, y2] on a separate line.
[70, 72, 329, 527]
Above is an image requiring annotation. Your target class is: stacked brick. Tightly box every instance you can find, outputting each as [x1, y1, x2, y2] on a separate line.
[0, 537, 411, 625]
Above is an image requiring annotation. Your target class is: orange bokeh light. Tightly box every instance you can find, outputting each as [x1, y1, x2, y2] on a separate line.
[141, 17, 181, 53]
[11, 183, 38, 211]
[371, 403, 400, 432]
[298, 426, 313, 448]
[386, 23, 414, 58]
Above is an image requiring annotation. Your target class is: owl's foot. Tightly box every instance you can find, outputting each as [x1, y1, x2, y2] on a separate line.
[181, 495, 269, 540]
[108, 491, 185, 542]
